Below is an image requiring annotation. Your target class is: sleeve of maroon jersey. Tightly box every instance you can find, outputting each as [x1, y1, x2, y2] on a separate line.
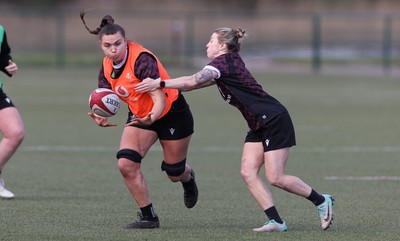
[206, 55, 230, 79]
[134, 52, 160, 81]
[97, 65, 112, 89]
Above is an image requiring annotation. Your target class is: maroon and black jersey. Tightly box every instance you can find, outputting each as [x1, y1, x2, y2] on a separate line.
[205, 52, 287, 131]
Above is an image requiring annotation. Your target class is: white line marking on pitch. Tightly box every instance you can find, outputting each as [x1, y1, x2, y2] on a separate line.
[325, 176, 400, 181]
[20, 145, 400, 153]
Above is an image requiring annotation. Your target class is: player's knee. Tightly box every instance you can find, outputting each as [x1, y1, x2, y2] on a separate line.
[116, 149, 142, 175]
[161, 158, 186, 181]
[116, 149, 143, 163]
[240, 164, 257, 184]
[6, 126, 25, 147]
[266, 174, 284, 188]
[14, 128, 25, 144]
[240, 168, 251, 183]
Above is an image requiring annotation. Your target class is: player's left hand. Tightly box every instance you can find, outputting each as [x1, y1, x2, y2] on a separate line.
[5, 60, 18, 75]
[125, 112, 153, 126]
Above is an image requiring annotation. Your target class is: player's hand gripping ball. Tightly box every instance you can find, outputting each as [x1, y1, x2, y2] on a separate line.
[89, 88, 120, 117]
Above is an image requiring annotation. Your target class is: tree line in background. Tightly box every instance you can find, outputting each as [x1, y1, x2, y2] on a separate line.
[4, 0, 397, 11]
[3, 0, 75, 6]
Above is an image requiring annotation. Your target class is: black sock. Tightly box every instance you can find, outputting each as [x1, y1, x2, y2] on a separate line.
[182, 171, 194, 188]
[264, 206, 283, 224]
[307, 189, 325, 206]
[140, 203, 156, 219]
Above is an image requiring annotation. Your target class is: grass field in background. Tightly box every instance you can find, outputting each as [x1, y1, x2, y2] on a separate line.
[0, 67, 399, 241]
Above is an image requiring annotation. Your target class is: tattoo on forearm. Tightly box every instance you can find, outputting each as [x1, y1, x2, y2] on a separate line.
[194, 69, 214, 85]
[177, 69, 215, 91]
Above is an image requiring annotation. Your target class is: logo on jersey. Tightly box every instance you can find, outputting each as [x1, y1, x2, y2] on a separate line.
[226, 94, 231, 103]
[115, 86, 129, 98]
[126, 72, 133, 83]
[217, 86, 231, 103]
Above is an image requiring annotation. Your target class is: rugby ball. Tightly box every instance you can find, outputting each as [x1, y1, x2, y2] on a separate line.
[89, 88, 120, 117]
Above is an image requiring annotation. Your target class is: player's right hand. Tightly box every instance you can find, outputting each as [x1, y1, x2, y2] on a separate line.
[88, 112, 117, 127]
[135, 77, 159, 93]
[5, 60, 18, 75]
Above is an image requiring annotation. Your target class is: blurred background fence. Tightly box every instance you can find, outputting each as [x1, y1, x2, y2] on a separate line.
[1, 7, 400, 75]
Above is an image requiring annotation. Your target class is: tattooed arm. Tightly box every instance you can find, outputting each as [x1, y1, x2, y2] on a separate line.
[135, 68, 217, 93]
[184, 68, 217, 91]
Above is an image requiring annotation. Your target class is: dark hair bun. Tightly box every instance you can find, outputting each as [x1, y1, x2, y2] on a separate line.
[100, 15, 115, 28]
[235, 28, 246, 38]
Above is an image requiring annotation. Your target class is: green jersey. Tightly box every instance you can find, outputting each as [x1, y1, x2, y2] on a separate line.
[0, 25, 4, 87]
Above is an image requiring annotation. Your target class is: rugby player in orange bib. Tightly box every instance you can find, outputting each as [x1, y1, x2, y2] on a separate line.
[80, 11, 198, 229]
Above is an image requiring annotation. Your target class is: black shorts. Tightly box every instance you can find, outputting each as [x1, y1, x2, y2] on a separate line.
[245, 112, 296, 152]
[126, 93, 194, 140]
[0, 89, 15, 110]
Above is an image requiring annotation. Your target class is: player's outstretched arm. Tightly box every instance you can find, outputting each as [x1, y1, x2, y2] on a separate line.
[135, 69, 216, 93]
